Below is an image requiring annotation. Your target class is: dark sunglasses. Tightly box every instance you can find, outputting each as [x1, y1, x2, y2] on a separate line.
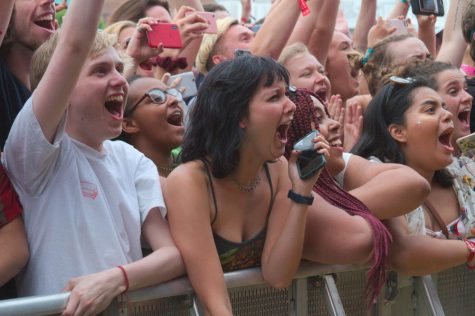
[126, 88, 183, 116]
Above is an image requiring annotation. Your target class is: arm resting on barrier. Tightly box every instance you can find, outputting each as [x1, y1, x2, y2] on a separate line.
[166, 163, 233, 316]
[386, 216, 470, 276]
[62, 207, 185, 316]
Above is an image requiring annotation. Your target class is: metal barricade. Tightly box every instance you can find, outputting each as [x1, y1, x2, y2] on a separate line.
[433, 264, 475, 315]
[0, 262, 473, 316]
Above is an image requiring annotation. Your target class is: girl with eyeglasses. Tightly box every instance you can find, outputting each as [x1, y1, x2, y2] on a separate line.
[352, 75, 475, 276]
[120, 75, 185, 177]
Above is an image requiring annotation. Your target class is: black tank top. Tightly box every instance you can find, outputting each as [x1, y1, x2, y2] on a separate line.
[202, 160, 275, 272]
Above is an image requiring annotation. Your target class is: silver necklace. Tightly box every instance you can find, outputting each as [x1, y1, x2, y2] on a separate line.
[231, 175, 262, 193]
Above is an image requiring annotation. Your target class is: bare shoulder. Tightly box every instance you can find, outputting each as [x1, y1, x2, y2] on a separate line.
[164, 160, 211, 213]
[267, 157, 288, 173]
[266, 157, 289, 189]
[167, 160, 207, 186]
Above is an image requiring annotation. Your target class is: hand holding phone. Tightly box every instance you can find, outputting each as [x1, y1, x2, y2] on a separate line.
[293, 130, 326, 179]
[388, 19, 408, 35]
[185, 11, 217, 34]
[410, 0, 445, 17]
[167, 71, 198, 99]
[147, 23, 183, 49]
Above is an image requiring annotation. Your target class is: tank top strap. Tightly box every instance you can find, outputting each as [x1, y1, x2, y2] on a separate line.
[264, 162, 275, 220]
[201, 159, 219, 225]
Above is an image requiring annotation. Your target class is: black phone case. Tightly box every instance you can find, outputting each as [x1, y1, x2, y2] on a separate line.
[410, 0, 445, 16]
[296, 150, 326, 179]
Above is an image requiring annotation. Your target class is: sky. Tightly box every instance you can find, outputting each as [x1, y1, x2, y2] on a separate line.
[216, 0, 449, 32]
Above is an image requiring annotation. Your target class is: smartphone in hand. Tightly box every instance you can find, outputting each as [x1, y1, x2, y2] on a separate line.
[388, 19, 408, 35]
[410, 0, 445, 17]
[147, 23, 183, 49]
[167, 71, 198, 99]
[185, 11, 217, 34]
[293, 130, 326, 179]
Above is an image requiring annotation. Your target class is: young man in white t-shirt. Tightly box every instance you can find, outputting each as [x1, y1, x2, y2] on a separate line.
[2, 0, 184, 314]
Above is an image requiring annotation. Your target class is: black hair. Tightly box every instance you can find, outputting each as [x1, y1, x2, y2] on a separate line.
[352, 76, 454, 187]
[352, 77, 435, 163]
[181, 55, 290, 178]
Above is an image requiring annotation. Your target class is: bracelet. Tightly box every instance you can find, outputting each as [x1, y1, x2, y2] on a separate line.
[288, 190, 314, 205]
[117, 265, 129, 293]
[463, 239, 475, 269]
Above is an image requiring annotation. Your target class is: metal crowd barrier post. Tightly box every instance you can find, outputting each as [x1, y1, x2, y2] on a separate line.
[0, 292, 69, 316]
[324, 275, 346, 316]
[0, 262, 473, 316]
[414, 275, 445, 316]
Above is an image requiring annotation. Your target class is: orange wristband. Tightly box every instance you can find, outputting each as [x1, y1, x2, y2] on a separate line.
[117, 265, 129, 293]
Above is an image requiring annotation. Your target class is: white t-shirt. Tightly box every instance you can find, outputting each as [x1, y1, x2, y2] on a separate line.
[2, 97, 165, 296]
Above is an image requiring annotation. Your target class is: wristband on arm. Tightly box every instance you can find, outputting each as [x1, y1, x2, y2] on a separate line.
[117, 265, 130, 293]
[288, 190, 314, 205]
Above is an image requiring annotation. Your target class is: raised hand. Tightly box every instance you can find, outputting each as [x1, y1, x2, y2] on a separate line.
[343, 101, 363, 151]
[126, 18, 164, 64]
[173, 6, 209, 49]
[367, 16, 396, 48]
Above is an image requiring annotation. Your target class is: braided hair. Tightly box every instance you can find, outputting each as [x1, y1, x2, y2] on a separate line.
[285, 88, 392, 305]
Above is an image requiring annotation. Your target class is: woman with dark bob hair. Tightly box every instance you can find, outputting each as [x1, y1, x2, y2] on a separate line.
[353, 76, 475, 276]
[165, 55, 328, 315]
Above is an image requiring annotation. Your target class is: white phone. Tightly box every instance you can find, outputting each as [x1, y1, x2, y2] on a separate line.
[388, 19, 408, 35]
[167, 71, 198, 99]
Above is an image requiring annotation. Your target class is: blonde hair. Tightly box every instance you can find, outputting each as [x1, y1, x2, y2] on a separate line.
[278, 42, 309, 66]
[31, 30, 117, 91]
[104, 20, 136, 38]
[195, 17, 238, 74]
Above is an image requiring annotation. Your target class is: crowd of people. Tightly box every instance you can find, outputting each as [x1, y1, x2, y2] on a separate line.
[2, 0, 475, 315]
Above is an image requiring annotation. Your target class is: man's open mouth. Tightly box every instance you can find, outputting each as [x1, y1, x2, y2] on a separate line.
[34, 13, 55, 31]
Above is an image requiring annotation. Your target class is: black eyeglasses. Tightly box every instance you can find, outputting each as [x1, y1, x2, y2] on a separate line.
[126, 88, 183, 116]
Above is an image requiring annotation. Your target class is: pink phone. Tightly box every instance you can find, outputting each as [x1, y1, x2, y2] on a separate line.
[186, 11, 217, 34]
[388, 19, 408, 35]
[147, 23, 183, 49]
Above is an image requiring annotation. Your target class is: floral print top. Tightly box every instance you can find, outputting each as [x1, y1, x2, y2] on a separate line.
[406, 156, 475, 239]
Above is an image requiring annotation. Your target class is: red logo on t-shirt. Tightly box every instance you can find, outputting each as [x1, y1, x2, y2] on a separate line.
[80, 181, 98, 199]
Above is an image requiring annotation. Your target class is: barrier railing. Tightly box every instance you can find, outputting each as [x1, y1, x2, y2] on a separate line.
[0, 261, 473, 316]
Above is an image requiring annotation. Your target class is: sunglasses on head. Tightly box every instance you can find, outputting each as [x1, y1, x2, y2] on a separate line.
[125, 88, 183, 116]
[382, 76, 416, 106]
